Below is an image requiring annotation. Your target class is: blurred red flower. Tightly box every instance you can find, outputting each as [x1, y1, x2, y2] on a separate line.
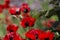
[3, 4, 10, 9]
[21, 3, 30, 16]
[39, 31, 54, 40]
[7, 24, 18, 32]
[20, 16, 36, 28]
[25, 28, 54, 40]
[9, 7, 21, 15]
[4, 32, 24, 40]
[4, 0, 10, 9]
[25, 29, 44, 40]
[4, 0, 10, 4]
[42, 19, 55, 27]
[0, 5, 4, 13]
[47, 19, 55, 27]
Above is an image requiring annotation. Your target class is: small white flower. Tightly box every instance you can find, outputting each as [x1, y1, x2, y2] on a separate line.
[55, 32, 59, 36]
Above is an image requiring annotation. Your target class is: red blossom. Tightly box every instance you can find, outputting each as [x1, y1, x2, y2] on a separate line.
[25, 29, 43, 40]
[7, 24, 18, 32]
[4, 0, 10, 9]
[20, 17, 36, 28]
[21, 3, 30, 16]
[3, 3, 10, 9]
[4, 0, 10, 4]
[42, 19, 55, 27]
[0, 5, 4, 13]
[25, 28, 54, 40]
[39, 31, 54, 40]
[47, 19, 55, 27]
[4, 32, 24, 40]
[9, 7, 21, 15]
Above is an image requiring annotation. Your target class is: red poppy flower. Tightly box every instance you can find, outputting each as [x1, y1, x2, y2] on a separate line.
[47, 19, 55, 27]
[3, 3, 10, 9]
[4, 0, 10, 4]
[42, 19, 55, 27]
[4, 32, 24, 40]
[9, 7, 21, 15]
[4, 0, 10, 9]
[21, 3, 30, 14]
[39, 31, 54, 40]
[20, 16, 36, 28]
[7, 24, 18, 32]
[0, 5, 4, 13]
[25, 29, 44, 40]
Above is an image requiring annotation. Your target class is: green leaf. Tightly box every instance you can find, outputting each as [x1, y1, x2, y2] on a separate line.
[0, 31, 4, 37]
[41, 0, 52, 11]
[26, 0, 34, 5]
[0, 23, 6, 37]
[0, 0, 4, 4]
[18, 26, 27, 38]
[50, 15, 58, 21]
[41, 1, 48, 11]
[11, 16, 19, 25]
[30, 10, 40, 19]
[34, 18, 44, 29]
[0, 14, 5, 19]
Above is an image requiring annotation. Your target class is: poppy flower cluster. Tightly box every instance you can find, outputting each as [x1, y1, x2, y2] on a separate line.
[9, 3, 30, 16]
[15, 3, 35, 28]
[0, 0, 60, 40]
[4, 24, 24, 40]
[25, 29, 54, 40]
[25, 29, 42, 40]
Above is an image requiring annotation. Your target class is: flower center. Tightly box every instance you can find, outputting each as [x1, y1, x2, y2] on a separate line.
[10, 30, 13, 32]
[45, 38, 49, 40]
[35, 34, 39, 40]
[28, 38, 32, 40]
[16, 11, 19, 14]
[23, 9, 28, 13]
[25, 22, 29, 26]
[10, 36, 13, 40]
